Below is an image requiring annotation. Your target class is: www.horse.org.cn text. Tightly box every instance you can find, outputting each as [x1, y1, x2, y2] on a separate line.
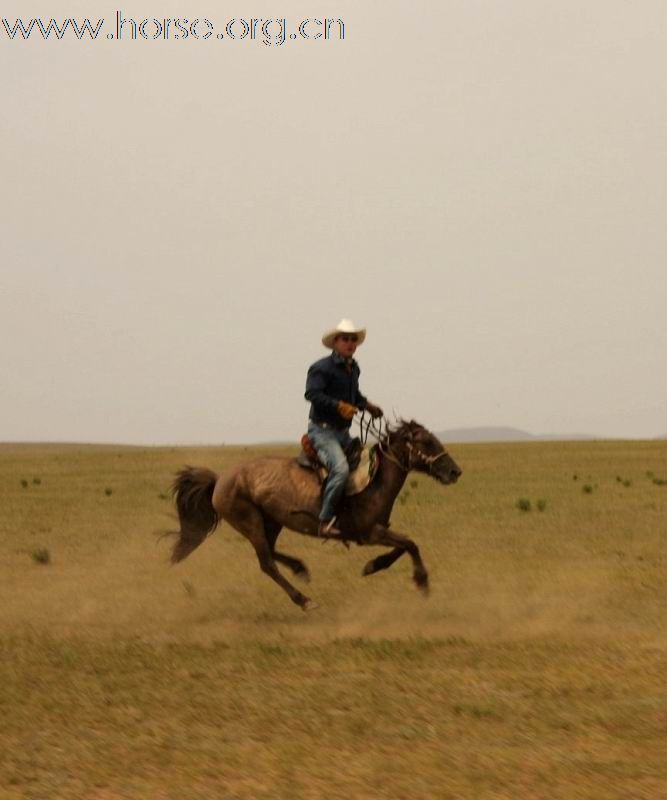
[2, 13, 346, 46]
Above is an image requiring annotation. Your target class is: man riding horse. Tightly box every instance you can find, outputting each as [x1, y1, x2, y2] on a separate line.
[169, 323, 462, 609]
[304, 319, 383, 537]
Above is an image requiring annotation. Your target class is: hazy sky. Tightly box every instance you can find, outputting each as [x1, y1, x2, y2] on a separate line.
[2, 1, 666, 444]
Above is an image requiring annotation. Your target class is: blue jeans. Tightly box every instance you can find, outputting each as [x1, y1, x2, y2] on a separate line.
[308, 421, 351, 521]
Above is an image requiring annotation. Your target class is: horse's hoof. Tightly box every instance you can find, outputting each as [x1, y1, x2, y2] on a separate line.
[414, 574, 430, 596]
[301, 599, 319, 612]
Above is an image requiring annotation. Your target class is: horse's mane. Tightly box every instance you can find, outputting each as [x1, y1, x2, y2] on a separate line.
[382, 418, 426, 444]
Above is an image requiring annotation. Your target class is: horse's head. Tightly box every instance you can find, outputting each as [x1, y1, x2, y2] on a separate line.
[386, 420, 462, 485]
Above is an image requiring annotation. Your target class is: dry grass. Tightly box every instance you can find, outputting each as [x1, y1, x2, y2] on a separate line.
[1, 440, 666, 799]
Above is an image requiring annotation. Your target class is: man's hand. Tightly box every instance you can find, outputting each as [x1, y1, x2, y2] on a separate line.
[365, 402, 383, 419]
[337, 401, 357, 421]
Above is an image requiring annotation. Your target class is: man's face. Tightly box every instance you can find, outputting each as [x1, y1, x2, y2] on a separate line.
[333, 334, 358, 359]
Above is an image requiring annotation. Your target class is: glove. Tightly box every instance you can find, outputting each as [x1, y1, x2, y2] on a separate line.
[365, 402, 383, 419]
[337, 401, 357, 421]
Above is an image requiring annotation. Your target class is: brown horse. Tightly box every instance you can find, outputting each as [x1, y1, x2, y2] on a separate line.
[168, 419, 462, 610]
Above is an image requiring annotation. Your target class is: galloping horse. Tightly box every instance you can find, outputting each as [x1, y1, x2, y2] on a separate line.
[168, 419, 462, 610]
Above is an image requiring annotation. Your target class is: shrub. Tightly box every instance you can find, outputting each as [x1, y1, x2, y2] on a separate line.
[105, 488, 113, 496]
[32, 477, 41, 485]
[537, 499, 547, 512]
[31, 548, 51, 565]
[622, 479, 632, 488]
[583, 484, 593, 494]
[453, 703, 502, 720]
[20, 479, 29, 488]
[517, 498, 531, 512]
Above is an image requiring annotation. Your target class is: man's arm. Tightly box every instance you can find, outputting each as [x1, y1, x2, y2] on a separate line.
[305, 363, 340, 415]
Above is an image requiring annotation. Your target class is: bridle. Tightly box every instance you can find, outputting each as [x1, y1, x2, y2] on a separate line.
[405, 441, 450, 473]
[377, 426, 449, 475]
[356, 413, 450, 475]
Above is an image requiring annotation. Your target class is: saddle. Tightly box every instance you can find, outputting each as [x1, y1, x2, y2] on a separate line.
[296, 435, 379, 496]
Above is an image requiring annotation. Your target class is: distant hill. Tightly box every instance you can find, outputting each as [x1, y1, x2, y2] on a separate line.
[437, 426, 598, 443]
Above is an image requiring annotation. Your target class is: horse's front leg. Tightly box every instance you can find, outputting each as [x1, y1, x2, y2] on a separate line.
[362, 524, 429, 594]
[361, 546, 406, 576]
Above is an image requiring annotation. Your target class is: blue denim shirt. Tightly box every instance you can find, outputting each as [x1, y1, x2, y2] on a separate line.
[305, 352, 368, 429]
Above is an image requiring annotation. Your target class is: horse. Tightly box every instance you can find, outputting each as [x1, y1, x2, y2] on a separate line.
[168, 419, 462, 610]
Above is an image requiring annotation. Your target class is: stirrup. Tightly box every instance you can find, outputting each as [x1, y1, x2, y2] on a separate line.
[318, 517, 341, 538]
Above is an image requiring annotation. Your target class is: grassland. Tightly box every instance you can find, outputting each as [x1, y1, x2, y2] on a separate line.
[1, 440, 666, 799]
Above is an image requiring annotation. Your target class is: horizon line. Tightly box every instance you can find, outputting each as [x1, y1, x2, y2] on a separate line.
[1, 435, 665, 448]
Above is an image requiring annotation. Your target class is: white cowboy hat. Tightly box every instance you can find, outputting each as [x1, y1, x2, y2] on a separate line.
[321, 319, 367, 349]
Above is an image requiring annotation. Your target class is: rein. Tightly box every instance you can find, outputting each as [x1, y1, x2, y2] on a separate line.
[357, 409, 384, 446]
[378, 439, 408, 472]
[355, 413, 408, 472]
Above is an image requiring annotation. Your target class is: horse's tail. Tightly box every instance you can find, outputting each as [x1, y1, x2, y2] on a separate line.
[170, 466, 220, 563]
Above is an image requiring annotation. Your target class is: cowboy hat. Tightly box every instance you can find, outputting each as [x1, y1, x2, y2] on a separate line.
[321, 319, 366, 349]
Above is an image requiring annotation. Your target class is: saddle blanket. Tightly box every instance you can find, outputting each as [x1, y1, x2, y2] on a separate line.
[336, 444, 380, 495]
[298, 444, 380, 496]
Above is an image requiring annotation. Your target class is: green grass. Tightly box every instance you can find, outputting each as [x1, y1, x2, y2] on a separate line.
[1, 440, 667, 799]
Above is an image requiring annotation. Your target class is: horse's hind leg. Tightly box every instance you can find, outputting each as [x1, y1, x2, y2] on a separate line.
[274, 552, 311, 582]
[223, 499, 313, 609]
[262, 514, 311, 582]
[363, 525, 429, 594]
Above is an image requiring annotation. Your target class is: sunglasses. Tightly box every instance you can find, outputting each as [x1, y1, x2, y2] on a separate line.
[338, 334, 358, 343]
